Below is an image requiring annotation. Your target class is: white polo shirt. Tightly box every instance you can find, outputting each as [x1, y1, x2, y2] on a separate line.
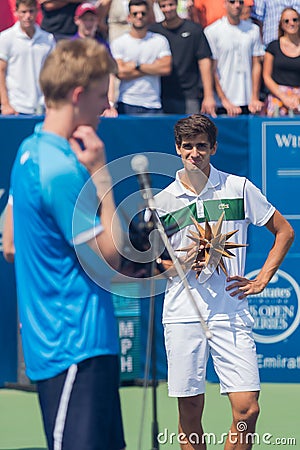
[204, 17, 265, 107]
[0, 22, 55, 114]
[155, 165, 275, 323]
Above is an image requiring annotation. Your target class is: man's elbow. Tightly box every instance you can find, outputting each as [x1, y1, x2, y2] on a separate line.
[286, 225, 295, 248]
[3, 246, 15, 263]
[161, 64, 172, 76]
[116, 71, 125, 80]
[279, 222, 295, 252]
[105, 252, 121, 271]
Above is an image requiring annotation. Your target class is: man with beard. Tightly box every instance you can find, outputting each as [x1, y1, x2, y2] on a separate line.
[110, 0, 172, 114]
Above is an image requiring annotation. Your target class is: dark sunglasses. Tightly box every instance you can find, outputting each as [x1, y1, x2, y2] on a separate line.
[132, 11, 147, 16]
[282, 17, 299, 24]
[228, 0, 244, 4]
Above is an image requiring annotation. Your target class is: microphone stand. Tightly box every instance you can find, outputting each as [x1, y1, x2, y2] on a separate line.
[149, 231, 159, 450]
[137, 213, 160, 450]
[140, 186, 213, 341]
[135, 174, 212, 449]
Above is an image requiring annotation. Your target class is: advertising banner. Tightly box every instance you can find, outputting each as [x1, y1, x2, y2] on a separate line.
[247, 117, 300, 382]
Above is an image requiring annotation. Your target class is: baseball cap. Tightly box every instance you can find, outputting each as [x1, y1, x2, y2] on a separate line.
[75, 3, 97, 18]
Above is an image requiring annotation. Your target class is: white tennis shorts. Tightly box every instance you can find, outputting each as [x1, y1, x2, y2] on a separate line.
[164, 314, 260, 396]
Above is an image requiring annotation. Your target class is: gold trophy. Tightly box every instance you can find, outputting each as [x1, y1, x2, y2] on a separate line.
[176, 212, 247, 278]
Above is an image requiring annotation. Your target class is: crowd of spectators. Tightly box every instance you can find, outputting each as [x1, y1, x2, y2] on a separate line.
[1, 0, 300, 117]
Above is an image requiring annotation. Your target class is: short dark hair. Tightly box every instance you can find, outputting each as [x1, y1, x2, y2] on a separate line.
[158, 0, 178, 4]
[174, 114, 218, 149]
[16, 0, 37, 9]
[128, 0, 149, 10]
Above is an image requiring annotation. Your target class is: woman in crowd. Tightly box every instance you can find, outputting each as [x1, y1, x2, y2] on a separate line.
[263, 7, 300, 116]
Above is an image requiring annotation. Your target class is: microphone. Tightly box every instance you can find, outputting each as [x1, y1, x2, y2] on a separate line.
[131, 154, 155, 208]
[131, 155, 212, 339]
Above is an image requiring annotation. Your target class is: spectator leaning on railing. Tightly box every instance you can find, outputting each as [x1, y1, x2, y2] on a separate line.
[149, 0, 216, 116]
[263, 7, 300, 117]
[204, 0, 265, 116]
[111, 0, 172, 114]
[251, 0, 300, 46]
[0, 0, 55, 116]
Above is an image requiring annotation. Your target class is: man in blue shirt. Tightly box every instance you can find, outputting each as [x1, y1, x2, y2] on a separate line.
[9, 38, 125, 450]
[251, 0, 300, 46]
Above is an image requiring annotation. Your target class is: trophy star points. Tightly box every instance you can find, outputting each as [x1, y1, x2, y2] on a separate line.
[176, 212, 248, 278]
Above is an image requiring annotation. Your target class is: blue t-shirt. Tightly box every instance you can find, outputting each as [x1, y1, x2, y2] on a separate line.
[11, 124, 119, 381]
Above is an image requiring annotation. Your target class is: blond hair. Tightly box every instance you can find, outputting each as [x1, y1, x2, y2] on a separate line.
[40, 38, 117, 107]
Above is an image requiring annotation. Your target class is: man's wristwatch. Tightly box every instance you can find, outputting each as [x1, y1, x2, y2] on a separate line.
[135, 63, 141, 71]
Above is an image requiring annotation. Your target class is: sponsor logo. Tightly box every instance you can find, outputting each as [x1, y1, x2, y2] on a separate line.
[275, 133, 300, 148]
[181, 32, 190, 38]
[218, 203, 229, 210]
[247, 269, 300, 343]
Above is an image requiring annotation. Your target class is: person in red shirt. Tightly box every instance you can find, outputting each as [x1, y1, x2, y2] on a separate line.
[191, 0, 226, 28]
[191, 0, 253, 28]
[0, 0, 16, 32]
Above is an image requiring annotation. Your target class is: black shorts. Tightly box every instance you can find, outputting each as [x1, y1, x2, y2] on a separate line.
[36, 355, 126, 450]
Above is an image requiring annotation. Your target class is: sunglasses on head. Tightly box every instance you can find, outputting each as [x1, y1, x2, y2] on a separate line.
[132, 11, 147, 16]
[228, 0, 244, 4]
[282, 17, 299, 24]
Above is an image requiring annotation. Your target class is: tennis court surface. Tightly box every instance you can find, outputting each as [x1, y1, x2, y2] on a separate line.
[0, 382, 299, 449]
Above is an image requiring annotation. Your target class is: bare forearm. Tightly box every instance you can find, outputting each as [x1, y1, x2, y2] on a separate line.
[263, 53, 282, 98]
[226, 212, 294, 299]
[251, 58, 262, 100]
[117, 68, 142, 80]
[146, 0, 155, 23]
[264, 75, 280, 98]
[139, 57, 171, 76]
[91, 171, 123, 270]
[214, 73, 227, 103]
[0, 66, 9, 105]
[199, 58, 214, 99]
[96, 0, 112, 19]
[255, 224, 294, 289]
[263, 69, 287, 101]
[70, 126, 122, 270]
[3, 204, 15, 263]
[116, 60, 143, 80]
[108, 74, 116, 104]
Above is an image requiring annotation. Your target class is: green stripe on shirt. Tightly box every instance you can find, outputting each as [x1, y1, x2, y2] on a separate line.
[160, 198, 244, 233]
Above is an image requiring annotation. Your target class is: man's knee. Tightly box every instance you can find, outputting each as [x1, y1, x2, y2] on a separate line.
[243, 401, 260, 423]
[232, 396, 260, 424]
[178, 395, 205, 421]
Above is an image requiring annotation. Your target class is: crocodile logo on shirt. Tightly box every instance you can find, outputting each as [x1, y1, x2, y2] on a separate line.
[218, 203, 230, 210]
